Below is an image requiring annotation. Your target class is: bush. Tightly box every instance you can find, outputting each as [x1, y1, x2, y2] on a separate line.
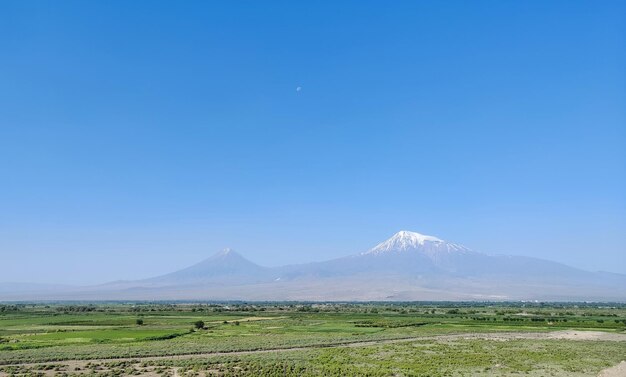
[194, 321, 205, 329]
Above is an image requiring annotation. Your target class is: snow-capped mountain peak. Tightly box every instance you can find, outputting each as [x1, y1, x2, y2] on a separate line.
[364, 230, 471, 255]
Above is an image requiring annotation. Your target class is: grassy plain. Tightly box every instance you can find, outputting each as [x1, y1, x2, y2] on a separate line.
[0, 302, 624, 376]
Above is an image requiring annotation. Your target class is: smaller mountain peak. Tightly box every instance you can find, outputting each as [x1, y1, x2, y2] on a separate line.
[214, 248, 240, 258]
[202, 247, 260, 265]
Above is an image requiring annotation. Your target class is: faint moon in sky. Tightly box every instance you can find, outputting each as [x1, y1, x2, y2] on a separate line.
[296, 86, 302, 92]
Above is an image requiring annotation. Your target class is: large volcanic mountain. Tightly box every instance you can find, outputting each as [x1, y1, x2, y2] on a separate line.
[2, 231, 625, 301]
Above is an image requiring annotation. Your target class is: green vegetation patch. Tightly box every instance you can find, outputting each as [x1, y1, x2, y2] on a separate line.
[0, 301, 624, 375]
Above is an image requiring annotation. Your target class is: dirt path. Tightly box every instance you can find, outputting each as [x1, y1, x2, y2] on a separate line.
[3, 330, 625, 370]
[449, 330, 626, 342]
[206, 316, 288, 324]
[598, 361, 626, 377]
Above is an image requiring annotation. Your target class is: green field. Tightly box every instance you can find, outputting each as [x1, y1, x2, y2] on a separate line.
[0, 302, 625, 376]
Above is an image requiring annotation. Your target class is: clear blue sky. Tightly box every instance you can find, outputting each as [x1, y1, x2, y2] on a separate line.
[1, 1, 625, 284]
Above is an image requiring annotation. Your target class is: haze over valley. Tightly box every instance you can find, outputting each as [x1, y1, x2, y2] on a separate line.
[4, 231, 624, 302]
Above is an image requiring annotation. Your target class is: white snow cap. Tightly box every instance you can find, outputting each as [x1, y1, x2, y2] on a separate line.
[365, 230, 470, 255]
[395, 230, 443, 243]
[374, 230, 442, 250]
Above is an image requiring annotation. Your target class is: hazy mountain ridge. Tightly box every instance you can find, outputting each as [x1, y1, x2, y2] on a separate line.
[144, 248, 272, 285]
[2, 231, 625, 301]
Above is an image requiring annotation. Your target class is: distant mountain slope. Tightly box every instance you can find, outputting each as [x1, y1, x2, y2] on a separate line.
[144, 248, 271, 285]
[1, 231, 625, 301]
[273, 231, 603, 281]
